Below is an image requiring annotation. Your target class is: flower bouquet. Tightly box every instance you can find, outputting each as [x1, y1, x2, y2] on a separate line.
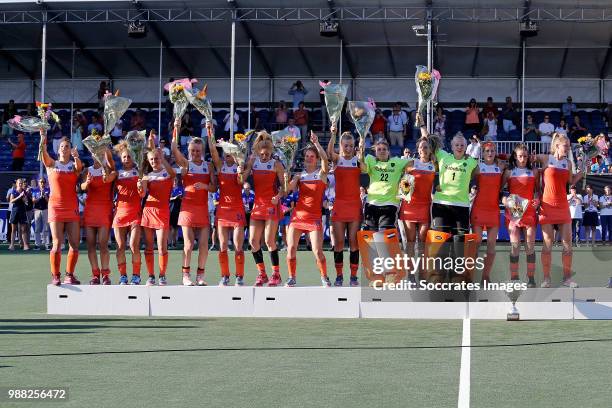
[319, 81, 348, 128]
[103, 91, 131, 137]
[186, 83, 213, 126]
[8, 102, 61, 161]
[271, 130, 301, 171]
[414, 65, 441, 128]
[82, 128, 111, 167]
[397, 174, 416, 203]
[576, 134, 604, 187]
[125, 130, 146, 175]
[505, 194, 529, 222]
[216, 130, 254, 167]
[164, 78, 197, 122]
[347, 99, 376, 143]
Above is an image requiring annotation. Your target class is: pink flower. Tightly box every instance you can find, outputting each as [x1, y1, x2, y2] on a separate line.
[164, 78, 198, 92]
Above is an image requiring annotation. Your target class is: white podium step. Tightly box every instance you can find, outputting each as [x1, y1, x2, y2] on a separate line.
[470, 288, 574, 320]
[359, 288, 468, 319]
[47, 284, 150, 316]
[573, 288, 612, 319]
[148, 286, 254, 317]
[253, 287, 361, 318]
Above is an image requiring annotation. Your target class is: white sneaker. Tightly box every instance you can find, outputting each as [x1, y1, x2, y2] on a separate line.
[182, 273, 194, 286]
[196, 273, 207, 286]
[561, 278, 579, 288]
[541, 277, 552, 288]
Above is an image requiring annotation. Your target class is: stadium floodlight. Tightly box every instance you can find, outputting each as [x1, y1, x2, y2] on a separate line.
[412, 24, 427, 37]
[519, 19, 539, 37]
[128, 19, 147, 39]
[320, 20, 338, 37]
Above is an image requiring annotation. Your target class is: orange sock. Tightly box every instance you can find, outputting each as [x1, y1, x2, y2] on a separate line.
[159, 253, 168, 277]
[317, 257, 327, 278]
[272, 265, 280, 276]
[287, 257, 297, 278]
[509, 254, 519, 280]
[49, 251, 61, 276]
[145, 250, 155, 276]
[235, 252, 245, 278]
[541, 252, 552, 279]
[219, 251, 230, 277]
[256, 263, 266, 276]
[350, 264, 358, 278]
[118, 263, 127, 276]
[132, 260, 141, 276]
[562, 252, 572, 279]
[101, 268, 110, 278]
[67, 249, 78, 274]
[92, 268, 101, 278]
[334, 263, 343, 277]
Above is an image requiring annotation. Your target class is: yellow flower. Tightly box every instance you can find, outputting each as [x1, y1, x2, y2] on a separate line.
[418, 72, 432, 81]
[286, 136, 300, 143]
[234, 133, 246, 142]
[173, 84, 184, 92]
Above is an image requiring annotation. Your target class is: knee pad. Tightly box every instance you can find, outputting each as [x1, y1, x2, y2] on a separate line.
[424, 230, 453, 282]
[452, 233, 479, 283]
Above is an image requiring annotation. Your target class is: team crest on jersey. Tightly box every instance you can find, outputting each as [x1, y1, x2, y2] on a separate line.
[495, 167, 499, 172]
[390, 163, 395, 167]
[562, 163, 567, 168]
[162, 172, 168, 177]
[428, 164, 433, 170]
[353, 162, 357, 167]
[267, 164, 272, 169]
[463, 162, 467, 167]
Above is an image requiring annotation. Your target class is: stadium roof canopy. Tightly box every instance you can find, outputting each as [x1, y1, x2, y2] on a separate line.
[0, 0, 611, 80]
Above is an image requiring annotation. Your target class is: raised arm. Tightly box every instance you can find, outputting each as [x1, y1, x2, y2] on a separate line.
[39, 129, 55, 168]
[71, 147, 83, 173]
[207, 122, 222, 171]
[170, 118, 188, 168]
[162, 156, 176, 179]
[310, 131, 329, 178]
[357, 138, 368, 173]
[326, 124, 339, 163]
[415, 112, 429, 140]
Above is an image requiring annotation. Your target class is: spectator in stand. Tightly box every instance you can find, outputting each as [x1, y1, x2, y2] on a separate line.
[159, 138, 171, 160]
[87, 114, 103, 136]
[562, 96, 577, 123]
[387, 103, 408, 147]
[223, 110, 239, 139]
[275, 101, 288, 129]
[247, 105, 261, 131]
[433, 106, 446, 143]
[5, 181, 15, 244]
[523, 114, 538, 142]
[180, 111, 195, 146]
[288, 80, 308, 109]
[599, 185, 612, 244]
[284, 118, 301, 140]
[464, 98, 481, 136]
[2, 99, 16, 137]
[466, 134, 481, 159]
[401, 148, 412, 160]
[8, 133, 26, 171]
[110, 117, 124, 145]
[200, 116, 217, 138]
[538, 113, 555, 152]
[8, 178, 30, 251]
[242, 182, 255, 248]
[482, 97, 498, 118]
[568, 186, 583, 246]
[371, 109, 387, 142]
[50, 122, 63, 156]
[570, 114, 587, 142]
[32, 177, 50, 250]
[97, 81, 109, 109]
[25, 104, 35, 116]
[130, 110, 145, 131]
[293, 101, 309, 140]
[481, 110, 498, 141]
[591, 155, 609, 174]
[75, 110, 88, 131]
[71, 117, 83, 152]
[25, 179, 35, 244]
[604, 102, 612, 131]
[555, 118, 568, 136]
[501, 96, 518, 134]
[582, 185, 599, 247]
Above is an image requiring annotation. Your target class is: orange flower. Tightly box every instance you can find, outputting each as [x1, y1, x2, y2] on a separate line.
[417, 72, 432, 81]
[234, 133, 247, 142]
[286, 136, 300, 144]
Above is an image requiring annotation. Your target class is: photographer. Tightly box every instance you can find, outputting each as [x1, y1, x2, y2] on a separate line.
[288, 80, 308, 109]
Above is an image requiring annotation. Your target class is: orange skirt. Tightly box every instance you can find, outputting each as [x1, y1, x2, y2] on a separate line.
[331, 200, 362, 223]
[290, 216, 323, 232]
[217, 206, 247, 227]
[505, 205, 537, 229]
[251, 200, 281, 222]
[83, 205, 113, 228]
[538, 202, 571, 225]
[178, 208, 210, 228]
[141, 206, 170, 230]
[113, 205, 141, 228]
[470, 208, 500, 229]
[48, 204, 80, 223]
[399, 201, 431, 224]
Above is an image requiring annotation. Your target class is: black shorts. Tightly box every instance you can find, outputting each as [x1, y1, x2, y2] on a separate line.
[364, 203, 398, 231]
[431, 203, 469, 235]
[582, 211, 599, 227]
[9, 209, 28, 225]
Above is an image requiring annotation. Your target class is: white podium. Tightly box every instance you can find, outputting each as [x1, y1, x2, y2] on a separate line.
[469, 288, 574, 320]
[359, 288, 468, 319]
[252, 287, 361, 318]
[148, 286, 255, 317]
[573, 288, 612, 319]
[47, 284, 150, 316]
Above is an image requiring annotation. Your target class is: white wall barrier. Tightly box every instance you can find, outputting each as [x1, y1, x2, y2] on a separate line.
[47, 286, 599, 320]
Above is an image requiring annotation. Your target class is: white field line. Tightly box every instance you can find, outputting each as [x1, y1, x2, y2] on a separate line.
[458, 317, 471, 408]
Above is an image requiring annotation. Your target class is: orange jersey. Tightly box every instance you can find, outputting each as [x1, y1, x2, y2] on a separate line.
[251, 157, 281, 221]
[539, 155, 571, 225]
[399, 159, 435, 223]
[506, 167, 537, 227]
[141, 169, 173, 229]
[83, 166, 114, 227]
[47, 160, 79, 223]
[290, 170, 326, 231]
[471, 163, 503, 228]
[216, 163, 247, 227]
[331, 155, 362, 222]
[113, 168, 141, 228]
[180, 161, 211, 212]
